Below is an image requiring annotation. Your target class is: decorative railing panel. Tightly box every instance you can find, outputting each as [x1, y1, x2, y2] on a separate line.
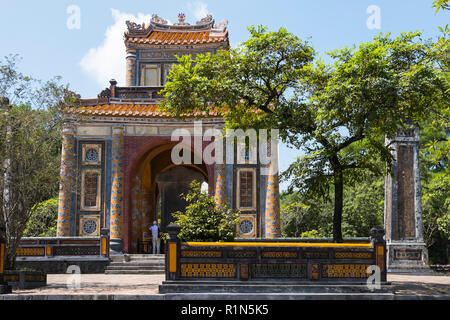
[15, 229, 110, 259]
[164, 225, 387, 283]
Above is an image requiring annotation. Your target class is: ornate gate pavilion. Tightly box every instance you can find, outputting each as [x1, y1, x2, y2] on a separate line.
[56, 13, 281, 253]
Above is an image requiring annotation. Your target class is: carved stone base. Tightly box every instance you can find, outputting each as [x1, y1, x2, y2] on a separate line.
[110, 239, 124, 255]
[0, 283, 12, 294]
[387, 241, 430, 273]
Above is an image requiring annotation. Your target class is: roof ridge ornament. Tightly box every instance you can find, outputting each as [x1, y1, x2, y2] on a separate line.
[212, 20, 228, 33]
[175, 12, 190, 26]
[196, 14, 213, 25]
[151, 14, 168, 25]
[126, 21, 146, 32]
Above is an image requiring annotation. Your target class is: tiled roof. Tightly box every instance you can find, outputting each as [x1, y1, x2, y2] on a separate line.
[126, 30, 228, 45]
[71, 103, 224, 118]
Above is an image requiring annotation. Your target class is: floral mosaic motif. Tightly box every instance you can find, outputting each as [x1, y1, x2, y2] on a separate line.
[110, 128, 124, 239]
[16, 247, 45, 257]
[334, 252, 373, 259]
[181, 250, 223, 258]
[57, 131, 75, 237]
[82, 219, 98, 235]
[130, 176, 152, 250]
[264, 144, 280, 238]
[239, 220, 254, 235]
[214, 164, 227, 208]
[85, 148, 99, 162]
[181, 263, 236, 278]
[321, 264, 371, 278]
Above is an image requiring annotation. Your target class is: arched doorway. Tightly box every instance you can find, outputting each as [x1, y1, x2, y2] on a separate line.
[128, 142, 209, 253]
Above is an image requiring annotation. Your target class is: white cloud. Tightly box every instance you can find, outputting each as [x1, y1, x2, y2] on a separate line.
[187, 1, 209, 21]
[80, 9, 152, 87]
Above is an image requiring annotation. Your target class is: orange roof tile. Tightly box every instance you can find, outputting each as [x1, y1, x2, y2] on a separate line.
[127, 30, 228, 46]
[71, 103, 224, 119]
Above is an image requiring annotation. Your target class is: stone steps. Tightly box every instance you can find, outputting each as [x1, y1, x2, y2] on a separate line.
[105, 254, 165, 275]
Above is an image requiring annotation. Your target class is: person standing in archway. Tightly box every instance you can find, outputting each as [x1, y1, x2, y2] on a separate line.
[150, 221, 160, 255]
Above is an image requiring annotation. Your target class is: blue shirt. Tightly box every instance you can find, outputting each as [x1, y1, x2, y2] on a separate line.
[150, 225, 159, 238]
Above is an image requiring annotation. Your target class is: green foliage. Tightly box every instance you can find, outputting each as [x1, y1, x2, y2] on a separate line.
[423, 171, 450, 237]
[161, 25, 316, 131]
[24, 197, 58, 237]
[433, 0, 449, 12]
[280, 192, 333, 237]
[161, 27, 447, 242]
[300, 230, 326, 238]
[281, 176, 384, 239]
[342, 177, 384, 237]
[281, 119, 449, 263]
[0, 55, 74, 269]
[173, 181, 240, 242]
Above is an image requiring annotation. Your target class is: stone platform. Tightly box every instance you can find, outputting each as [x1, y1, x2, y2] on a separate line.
[158, 280, 394, 294]
[0, 273, 448, 300]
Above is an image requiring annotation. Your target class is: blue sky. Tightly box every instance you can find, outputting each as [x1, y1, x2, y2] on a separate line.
[0, 0, 448, 190]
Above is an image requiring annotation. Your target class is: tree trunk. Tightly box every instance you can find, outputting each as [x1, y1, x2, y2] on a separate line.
[333, 170, 344, 243]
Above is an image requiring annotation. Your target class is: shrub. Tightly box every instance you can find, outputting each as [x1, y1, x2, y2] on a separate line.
[172, 181, 240, 242]
[24, 197, 58, 237]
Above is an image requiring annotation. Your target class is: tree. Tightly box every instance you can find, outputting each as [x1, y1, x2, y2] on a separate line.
[281, 176, 384, 239]
[161, 27, 447, 242]
[280, 191, 333, 238]
[0, 55, 74, 269]
[419, 118, 449, 264]
[433, 0, 449, 12]
[281, 119, 449, 262]
[172, 181, 240, 242]
[24, 197, 58, 237]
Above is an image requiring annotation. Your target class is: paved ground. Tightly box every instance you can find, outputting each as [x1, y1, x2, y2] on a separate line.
[12, 274, 166, 295]
[6, 273, 449, 297]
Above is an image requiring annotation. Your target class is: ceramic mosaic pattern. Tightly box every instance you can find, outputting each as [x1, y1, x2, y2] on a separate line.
[130, 176, 152, 250]
[57, 130, 75, 237]
[110, 128, 124, 240]
[126, 50, 136, 86]
[264, 143, 280, 238]
[215, 163, 227, 209]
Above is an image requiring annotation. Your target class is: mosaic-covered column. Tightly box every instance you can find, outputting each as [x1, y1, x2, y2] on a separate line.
[110, 126, 124, 252]
[384, 127, 429, 272]
[215, 164, 227, 209]
[57, 125, 76, 237]
[264, 141, 281, 238]
[130, 176, 143, 252]
[126, 48, 137, 86]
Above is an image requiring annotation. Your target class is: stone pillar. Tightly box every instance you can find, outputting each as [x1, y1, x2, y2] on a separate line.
[215, 164, 227, 209]
[126, 48, 137, 86]
[57, 125, 76, 237]
[384, 127, 429, 272]
[166, 223, 181, 281]
[110, 126, 125, 253]
[264, 141, 281, 238]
